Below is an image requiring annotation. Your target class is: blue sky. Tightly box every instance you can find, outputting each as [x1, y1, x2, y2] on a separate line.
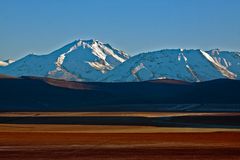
[0, 0, 240, 60]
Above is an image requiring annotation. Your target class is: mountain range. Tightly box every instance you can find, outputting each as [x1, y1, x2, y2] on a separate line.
[0, 39, 239, 82]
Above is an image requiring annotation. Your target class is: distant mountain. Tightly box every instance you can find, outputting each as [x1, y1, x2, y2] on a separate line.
[0, 40, 129, 81]
[0, 76, 239, 111]
[0, 59, 14, 67]
[0, 61, 8, 67]
[0, 39, 239, 82]
[100, 49, 240, 82]
[4, 59, 15, 64]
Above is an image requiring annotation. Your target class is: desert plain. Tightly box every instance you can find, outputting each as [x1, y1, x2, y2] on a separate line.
[0, 112, 240, 160]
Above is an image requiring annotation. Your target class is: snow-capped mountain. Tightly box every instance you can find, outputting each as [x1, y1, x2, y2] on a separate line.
[0, 61, 8, 67]
[1, 39, 239, 82]
[4, 59, 15, 64]
[100, 49, 240, 82]
[0, 59, 15, 67]
[0, 39, 129, 81]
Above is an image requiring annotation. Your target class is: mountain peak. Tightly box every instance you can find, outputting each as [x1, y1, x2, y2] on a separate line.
[0, 39, 129, 81]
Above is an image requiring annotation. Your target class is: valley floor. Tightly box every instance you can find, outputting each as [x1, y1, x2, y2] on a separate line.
[0, 112, 240, 160]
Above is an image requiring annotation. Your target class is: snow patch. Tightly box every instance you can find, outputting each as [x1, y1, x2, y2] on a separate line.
[200, 50, 236, 79]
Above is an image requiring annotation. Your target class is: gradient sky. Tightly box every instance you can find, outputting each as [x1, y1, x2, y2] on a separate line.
[0, 0, 240, 60]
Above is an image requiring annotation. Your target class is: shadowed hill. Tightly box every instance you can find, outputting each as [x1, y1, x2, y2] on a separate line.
[0, 75, 239, 111]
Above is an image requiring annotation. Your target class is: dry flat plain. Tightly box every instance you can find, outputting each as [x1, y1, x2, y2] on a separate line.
[0, 112, 240, 160]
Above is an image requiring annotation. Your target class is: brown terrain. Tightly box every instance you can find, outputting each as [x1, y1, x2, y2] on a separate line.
[0, 112, 240, 160]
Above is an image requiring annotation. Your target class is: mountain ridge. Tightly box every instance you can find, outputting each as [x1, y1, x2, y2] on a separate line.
[0, 75, 239, 111]
[0, 39, 239, 82]
[100, 49, 240, 82]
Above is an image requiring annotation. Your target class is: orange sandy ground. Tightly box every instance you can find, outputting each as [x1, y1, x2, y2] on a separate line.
[0, 112, 240, 159]
[0, 131, 240, 160]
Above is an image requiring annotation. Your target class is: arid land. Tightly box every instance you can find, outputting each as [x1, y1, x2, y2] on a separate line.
[0, 112, 240, 160]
